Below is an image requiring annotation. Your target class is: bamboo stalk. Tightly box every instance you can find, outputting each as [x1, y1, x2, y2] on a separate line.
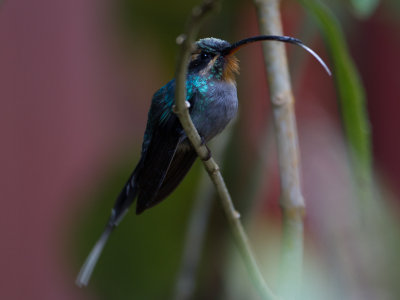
[253, 0, 305, 299]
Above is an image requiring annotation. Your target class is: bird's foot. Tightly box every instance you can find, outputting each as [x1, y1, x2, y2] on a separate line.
[200, 137, 212, 161]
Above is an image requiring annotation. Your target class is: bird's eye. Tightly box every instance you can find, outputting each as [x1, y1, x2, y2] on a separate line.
[201, 52, 210, 60]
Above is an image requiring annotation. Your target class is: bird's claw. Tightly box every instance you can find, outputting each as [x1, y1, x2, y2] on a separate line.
[200, 137, 212, 161]
[202, 148, 211, 161]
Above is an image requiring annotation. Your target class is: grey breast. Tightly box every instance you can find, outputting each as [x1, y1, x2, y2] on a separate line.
[192, 80, 238, 142]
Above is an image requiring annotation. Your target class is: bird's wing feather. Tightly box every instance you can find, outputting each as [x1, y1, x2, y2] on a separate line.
[135, 113, 182, 214]
[148, 143, 197, 208]
[135, 80, 201, 214]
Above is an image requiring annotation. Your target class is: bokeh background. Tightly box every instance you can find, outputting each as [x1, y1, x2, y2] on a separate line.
[2, 0, 400, 299]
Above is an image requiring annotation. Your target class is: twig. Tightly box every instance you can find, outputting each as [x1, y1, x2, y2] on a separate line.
[173, 171, 214, 300]
[253, 0, 305, 299]
[173, 131, 230, 300]
[173, 1, 277, 299]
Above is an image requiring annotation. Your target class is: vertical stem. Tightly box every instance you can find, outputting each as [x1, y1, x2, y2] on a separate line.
[173, 172, 214, 300]
[253, 0, 305, 299]
[173, 131, 232, 300]
[173, 1, 277, 299]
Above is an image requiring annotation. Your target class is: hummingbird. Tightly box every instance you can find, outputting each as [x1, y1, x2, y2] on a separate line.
[76, 35, 330, 287]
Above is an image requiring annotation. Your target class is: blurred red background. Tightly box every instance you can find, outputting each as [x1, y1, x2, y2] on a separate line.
[1, 0, 399, 299]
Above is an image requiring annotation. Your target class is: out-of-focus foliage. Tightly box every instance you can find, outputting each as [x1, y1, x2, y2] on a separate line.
[75, 155, 203, 299]
[114, 0, 241, 69]
[72, 0, 400, 299]
[3, 0, 400, 299]
[300, 0, 373, 201]
[350, 0, 380, 18]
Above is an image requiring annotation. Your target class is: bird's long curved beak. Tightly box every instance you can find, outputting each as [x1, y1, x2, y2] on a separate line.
[222, 35, 331, 76]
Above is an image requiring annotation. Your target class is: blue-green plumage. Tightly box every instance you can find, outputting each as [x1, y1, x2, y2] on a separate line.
[118, 37, 240, 219]
[133, 73, 238, 214]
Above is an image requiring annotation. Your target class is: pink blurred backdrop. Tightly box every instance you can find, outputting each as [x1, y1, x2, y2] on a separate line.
[1, 0, 399, 299]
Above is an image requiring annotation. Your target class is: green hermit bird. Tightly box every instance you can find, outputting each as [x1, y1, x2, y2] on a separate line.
[76, 35, 330, 287]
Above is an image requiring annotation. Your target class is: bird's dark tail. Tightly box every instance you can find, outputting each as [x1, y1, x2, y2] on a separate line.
[76, 175, 138, 287]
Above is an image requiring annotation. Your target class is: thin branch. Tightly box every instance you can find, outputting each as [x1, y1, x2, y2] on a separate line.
[173, 1, 277, 299]
[174, 127, 235, 300]
[253, 0, 305, 299]
[173, 171, 214, 300]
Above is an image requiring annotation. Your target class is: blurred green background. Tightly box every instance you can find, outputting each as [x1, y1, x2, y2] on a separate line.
[2, 0, 400, 299]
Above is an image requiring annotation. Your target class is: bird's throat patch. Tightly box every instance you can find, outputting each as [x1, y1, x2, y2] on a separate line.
[223, 55, 240, 83]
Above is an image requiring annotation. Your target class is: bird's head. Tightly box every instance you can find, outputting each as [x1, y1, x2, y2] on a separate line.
[188, 35, 331, 82]
[188, 37, 239, 83]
